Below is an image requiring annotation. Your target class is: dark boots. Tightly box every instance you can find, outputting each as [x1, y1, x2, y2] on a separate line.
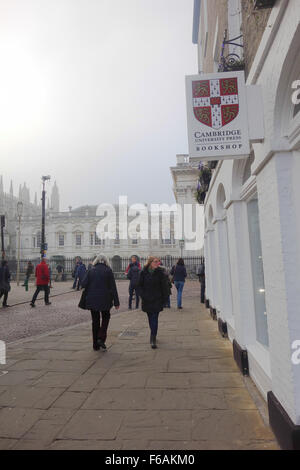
[150, 334, 157, 349]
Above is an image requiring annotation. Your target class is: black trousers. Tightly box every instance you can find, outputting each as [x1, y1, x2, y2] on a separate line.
[31, 285, 49, 304]
[128, 286, 139, 308]
[90, 310, 111, 346]
[146, 312, 160, 337]
[0, 289, 8, 306]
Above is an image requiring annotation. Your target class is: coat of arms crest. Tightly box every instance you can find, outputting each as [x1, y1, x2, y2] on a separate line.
[192, 77, 239, 130]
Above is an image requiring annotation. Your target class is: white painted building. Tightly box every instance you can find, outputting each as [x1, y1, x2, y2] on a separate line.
[192, 0, 300, 449]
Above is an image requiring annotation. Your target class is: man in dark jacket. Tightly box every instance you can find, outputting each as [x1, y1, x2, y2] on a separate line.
[127, 262, 141, 309]
[55, 264, 64, 282]
[125, 256, 141, 274]
[22, 261, 34, 289]
[81, 254, 120, 350]
[30, 257, 51, 307]
[0, 260, 11, 307]
[76, 260, 86, 291]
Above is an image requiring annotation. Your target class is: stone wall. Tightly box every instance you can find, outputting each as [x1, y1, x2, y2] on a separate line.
[241, 0, 272, 78]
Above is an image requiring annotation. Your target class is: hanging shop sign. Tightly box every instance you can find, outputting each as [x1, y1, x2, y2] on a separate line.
[185, 71, 253, 161]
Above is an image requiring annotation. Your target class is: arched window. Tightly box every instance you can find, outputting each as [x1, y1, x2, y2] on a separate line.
[75, 232, 82, 246]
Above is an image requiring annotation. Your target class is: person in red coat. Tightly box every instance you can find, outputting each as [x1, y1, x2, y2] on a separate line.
[30, 257, 51, 307]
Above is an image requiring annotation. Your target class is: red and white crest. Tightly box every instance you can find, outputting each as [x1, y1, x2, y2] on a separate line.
[192, 77, 239, 129]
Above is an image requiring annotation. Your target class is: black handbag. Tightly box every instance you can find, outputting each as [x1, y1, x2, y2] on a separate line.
[78, 289, 87, 310]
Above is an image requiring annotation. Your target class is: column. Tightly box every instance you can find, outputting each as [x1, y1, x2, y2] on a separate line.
[215, 216, 234, 322]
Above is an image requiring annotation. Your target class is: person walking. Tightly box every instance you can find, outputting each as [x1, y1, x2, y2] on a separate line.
[170, 258, 187, 310]
[76, 259, 86, 291]
[127, 259, 141, 309]
[125, 255, 141, 274]
[138, 256, 169, 349]
[72, 258, 80, 289]
[22, 261, 34, 289]
[30, 257, 51, 307]
[197, 262, 205, 303]
[81, 254, 120, 351]
[0, 260, 11, 307]
[55, 264, 64, 282]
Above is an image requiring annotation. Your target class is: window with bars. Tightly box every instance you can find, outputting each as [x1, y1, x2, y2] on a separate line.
[75, 233, 82, 246]
[90, 232, 105, 246]
[58, 234, 65, 246]
[95, 232, 103, 245]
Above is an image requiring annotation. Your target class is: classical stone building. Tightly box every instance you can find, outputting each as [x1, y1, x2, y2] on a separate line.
[192, 0, 300, 449]
[0, 155, 202, 264]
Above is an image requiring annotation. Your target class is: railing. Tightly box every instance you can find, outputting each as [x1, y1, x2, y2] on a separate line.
[218, 29, 244, 73]
[6, 256, 205, 279]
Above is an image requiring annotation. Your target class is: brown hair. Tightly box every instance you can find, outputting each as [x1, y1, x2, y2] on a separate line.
[144, 256, 160, 269]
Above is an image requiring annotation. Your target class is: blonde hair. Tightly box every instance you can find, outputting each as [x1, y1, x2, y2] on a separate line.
[144, 256, 160, 269]
[93, 254, 109, 266]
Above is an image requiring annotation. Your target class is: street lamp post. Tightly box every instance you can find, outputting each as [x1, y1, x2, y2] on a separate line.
[16, 201, 23, 286]
[179, 238, 185, 258]
[0, 215, 5, 260]
[41, 176, 51, 258]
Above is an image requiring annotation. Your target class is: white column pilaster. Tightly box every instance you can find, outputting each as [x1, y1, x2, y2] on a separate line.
[257, 151, 300, 424]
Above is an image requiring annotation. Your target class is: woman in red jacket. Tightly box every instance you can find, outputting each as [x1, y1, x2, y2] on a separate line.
[30, 258, 51, 307]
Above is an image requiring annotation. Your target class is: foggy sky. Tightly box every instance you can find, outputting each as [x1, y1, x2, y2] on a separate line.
[0, 0, 197, 211]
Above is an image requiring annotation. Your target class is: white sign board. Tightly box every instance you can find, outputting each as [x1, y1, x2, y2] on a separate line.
[186, 71, 250, 161]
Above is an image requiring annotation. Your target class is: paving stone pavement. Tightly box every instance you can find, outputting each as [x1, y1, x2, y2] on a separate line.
[0, 286, 280, 450]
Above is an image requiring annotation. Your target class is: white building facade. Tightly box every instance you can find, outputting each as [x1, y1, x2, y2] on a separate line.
[193, 0, 300, 449]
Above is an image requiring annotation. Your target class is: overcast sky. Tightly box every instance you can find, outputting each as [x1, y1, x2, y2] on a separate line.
[0, 0, 197, 211]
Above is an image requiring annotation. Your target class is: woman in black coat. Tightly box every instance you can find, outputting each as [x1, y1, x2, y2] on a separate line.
[81, 254, 120, 350]
[138, 256, 169, 349]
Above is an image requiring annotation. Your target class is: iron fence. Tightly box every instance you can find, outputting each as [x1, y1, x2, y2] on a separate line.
[6, 255, 204, 279]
